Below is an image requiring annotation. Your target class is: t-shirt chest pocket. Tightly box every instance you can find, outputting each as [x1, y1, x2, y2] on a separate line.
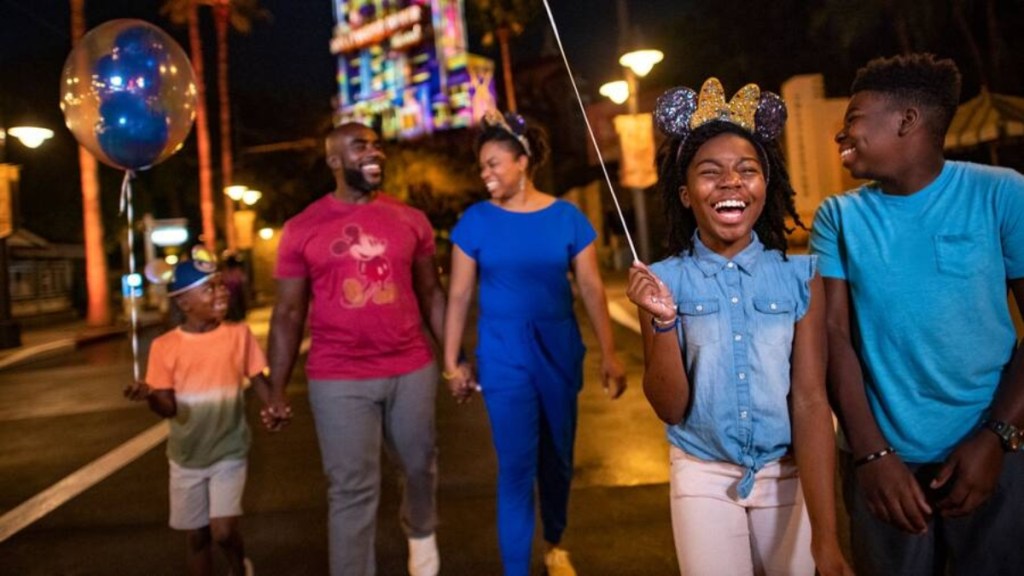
[752, 297, 795, 346]
[678, 299, 720, 346]
[934, 233, 987, 278]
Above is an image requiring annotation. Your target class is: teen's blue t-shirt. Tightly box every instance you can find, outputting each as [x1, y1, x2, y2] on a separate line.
[810, 161, 1024, 462]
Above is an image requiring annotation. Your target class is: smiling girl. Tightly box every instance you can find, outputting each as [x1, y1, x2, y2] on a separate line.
[627, 79, 851, 576]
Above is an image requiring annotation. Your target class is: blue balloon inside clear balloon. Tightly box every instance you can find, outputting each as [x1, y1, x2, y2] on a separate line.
[97, 92, 169, 170]
[61, 19, 196, 171]
[93, 54, 161, 99]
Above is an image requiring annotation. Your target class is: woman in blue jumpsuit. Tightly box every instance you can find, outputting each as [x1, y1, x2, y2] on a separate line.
[444, 111, 628, 576]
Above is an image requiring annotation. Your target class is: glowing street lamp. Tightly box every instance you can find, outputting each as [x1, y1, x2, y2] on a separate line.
[600, 43, 663, 263]
[6, 126, 54, 149]
[619, 49, 664, 78]
[0, 122, 53, 348]
[240, 189, 262, 207]
[599, 81, 630, 105]
[224, 184, 247, 202]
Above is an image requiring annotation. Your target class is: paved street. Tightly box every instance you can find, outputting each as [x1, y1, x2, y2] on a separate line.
[0, 278, 681, 575]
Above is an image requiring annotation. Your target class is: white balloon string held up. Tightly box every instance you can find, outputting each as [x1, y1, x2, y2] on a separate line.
[120, 170, 141, 382]
[540, 0, 640, 264]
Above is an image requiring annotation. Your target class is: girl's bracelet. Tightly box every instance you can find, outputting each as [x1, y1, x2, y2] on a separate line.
[441, 368, 460, 381]
[853, 446, 896, 468]
[650, 315, 678, 333]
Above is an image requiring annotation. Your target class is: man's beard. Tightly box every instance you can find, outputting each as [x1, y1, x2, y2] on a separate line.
[343, 167, 379, 194]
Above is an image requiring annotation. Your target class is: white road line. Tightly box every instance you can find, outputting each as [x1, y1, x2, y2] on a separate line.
[0, 420, 169, 543]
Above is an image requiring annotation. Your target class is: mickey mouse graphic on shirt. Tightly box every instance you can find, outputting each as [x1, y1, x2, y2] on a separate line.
[331, 224, 396, 308]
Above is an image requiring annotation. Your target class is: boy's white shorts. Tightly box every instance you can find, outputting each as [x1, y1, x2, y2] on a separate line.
[168, 458, 247, 530]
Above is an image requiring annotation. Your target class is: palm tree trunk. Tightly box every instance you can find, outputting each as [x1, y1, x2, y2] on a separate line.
[188, 2, 217, 251]
[496, 26, 517, 112]
[71, 0, 111, 326]
[214, 0, 236, 253]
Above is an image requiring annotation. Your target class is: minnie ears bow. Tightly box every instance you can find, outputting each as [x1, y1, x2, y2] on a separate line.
[653, 77, 787, 143]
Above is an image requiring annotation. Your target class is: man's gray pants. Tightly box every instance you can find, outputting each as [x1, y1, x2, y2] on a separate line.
[309, 362, 439, 576]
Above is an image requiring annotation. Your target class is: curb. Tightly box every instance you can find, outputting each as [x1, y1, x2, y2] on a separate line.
[0, 339, 77, 371]
[0, 320, 161, 373]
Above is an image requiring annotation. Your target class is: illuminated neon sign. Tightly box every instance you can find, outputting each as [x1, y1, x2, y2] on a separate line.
[331, 0, 495, 140]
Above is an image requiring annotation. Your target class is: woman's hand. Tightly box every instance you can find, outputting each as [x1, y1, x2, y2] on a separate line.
[444, 363, 479, 404]
[627, 262, 676, 323]
[601, 353, 628, 399]
[811, 538, 855, 576]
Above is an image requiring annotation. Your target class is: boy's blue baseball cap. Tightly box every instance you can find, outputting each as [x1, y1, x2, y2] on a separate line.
[167, 259, 218, 297]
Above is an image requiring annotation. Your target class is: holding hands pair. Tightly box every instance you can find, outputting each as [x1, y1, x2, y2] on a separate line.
[444, 362, 480, 404]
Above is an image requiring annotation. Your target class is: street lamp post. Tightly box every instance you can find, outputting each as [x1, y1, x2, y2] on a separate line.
[0, 125, 54, 349]
[224, 184, 261, 301]
[600, 49, 663, 264]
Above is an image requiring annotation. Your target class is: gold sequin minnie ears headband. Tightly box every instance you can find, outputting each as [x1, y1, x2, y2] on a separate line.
[654, 77, 787, 147]
[482, 109, 532, 157]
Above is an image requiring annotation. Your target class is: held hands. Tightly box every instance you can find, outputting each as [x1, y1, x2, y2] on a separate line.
[123, 381, 152, 402]
[444, 362, 479, 404]
[259, 390, 293, 432]
[627, 262, 677, 324]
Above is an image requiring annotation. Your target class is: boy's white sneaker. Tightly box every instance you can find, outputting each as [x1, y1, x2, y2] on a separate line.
[408, 534, 439, 576]
[544, 547, 577, 576]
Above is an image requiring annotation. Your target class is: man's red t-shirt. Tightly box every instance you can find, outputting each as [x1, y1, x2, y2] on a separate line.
[275, 193, 436, 379]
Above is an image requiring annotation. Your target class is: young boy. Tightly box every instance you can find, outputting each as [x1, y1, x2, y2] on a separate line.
[125, 258, 287, 575]
[811, 53, 1024, 575]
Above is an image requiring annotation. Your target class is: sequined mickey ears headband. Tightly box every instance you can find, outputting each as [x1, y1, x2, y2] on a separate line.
[653, 77, 787, 146]
[482, 109, 532, 157]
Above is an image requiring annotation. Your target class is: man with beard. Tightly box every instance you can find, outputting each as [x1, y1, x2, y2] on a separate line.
[267, 122, 458, 576]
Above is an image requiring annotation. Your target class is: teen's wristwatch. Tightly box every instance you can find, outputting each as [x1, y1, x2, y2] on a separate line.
[982, 419, 1023, 452]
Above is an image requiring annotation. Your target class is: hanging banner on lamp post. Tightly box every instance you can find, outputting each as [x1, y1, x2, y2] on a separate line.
[0, 165, 20, 239]
[233, 209, 256, 250]
[613, 113, 658, 190]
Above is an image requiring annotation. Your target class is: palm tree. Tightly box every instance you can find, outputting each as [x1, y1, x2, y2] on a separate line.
[70, 0, 111, 325]
[209, 0, 268, 253]
[161, 0, 217, 252]
[468, 0, 541, 112]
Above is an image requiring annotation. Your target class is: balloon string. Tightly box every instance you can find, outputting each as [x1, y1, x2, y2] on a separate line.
[540, 0, 639, 264]
[121, 170, 140, 382]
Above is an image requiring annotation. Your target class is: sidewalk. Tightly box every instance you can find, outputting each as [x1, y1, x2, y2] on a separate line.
[0, 309, 167, 372]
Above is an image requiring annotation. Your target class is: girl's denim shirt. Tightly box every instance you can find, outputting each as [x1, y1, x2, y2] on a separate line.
[650, 233, 816, 498]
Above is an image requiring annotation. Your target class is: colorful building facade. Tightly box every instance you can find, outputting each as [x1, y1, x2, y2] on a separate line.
[331, 0, 495, 140]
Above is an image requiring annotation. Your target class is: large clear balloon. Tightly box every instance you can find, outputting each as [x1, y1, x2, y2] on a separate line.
[60, 19, 197, 171]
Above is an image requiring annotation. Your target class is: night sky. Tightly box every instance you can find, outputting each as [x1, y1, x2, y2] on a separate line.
[3, 1, 1020, 242]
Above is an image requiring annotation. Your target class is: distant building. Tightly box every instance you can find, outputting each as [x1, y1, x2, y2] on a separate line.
[331, 0, 496, 139]
[7, 229, 83, 320]
[781, 74, 862, 231]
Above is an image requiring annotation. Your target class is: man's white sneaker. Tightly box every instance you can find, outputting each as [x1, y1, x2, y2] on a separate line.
[408, 534, 439, 576]
[544, 547, 577, 576]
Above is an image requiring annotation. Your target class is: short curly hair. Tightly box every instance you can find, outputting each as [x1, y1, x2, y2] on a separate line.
[851, 53, 961, 144]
